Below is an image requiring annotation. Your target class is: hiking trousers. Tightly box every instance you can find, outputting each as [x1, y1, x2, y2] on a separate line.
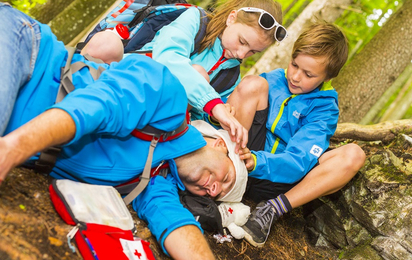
[0, 3, 41, 135]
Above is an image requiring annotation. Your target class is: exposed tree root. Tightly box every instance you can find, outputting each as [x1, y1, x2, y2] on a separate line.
[333, 119, 412, 143]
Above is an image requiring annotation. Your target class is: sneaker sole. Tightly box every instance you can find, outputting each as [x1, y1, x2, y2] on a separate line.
[244, 232, 265, 248]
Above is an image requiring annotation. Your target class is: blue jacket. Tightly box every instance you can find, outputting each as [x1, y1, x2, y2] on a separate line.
[140, 7, 242, 119]
[249, 68, 339, 184]
[5, 21, 204, 254]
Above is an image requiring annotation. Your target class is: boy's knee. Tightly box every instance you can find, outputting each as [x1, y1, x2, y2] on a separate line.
[343, 143, 366, 170]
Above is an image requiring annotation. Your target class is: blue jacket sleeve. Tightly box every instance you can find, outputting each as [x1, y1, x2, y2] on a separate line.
[52, 55, 188, 145]
[148, 7, 221, 111]
[249, 101, 339, 184]
[133, 174, 202, 256]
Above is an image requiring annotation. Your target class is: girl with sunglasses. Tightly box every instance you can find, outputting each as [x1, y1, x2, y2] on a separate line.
[136, 0, 286, 152]
[82, 0, 286, 152]
[82, 0, 287, 148]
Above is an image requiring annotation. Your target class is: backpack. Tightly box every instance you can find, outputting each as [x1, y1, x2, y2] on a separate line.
[179, 190, 224, 234]
[78, 0, 240, 95]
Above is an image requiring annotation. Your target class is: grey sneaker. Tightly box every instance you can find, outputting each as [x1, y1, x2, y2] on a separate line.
[242, 201, 276, 247]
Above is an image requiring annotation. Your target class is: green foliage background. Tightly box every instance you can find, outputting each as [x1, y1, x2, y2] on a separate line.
[11, 0, 403, 69]
[240, 0, 404, 74]
[10, 0, 46, 14]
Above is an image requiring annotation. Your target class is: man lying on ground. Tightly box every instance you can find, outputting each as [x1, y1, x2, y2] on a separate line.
[0, 4, 250, 260]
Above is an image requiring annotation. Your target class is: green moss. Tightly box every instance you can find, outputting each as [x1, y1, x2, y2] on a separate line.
[338, 240, 378, 259]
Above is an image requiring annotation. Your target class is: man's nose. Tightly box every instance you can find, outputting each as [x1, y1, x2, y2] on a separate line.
[207, 181, 221, 197]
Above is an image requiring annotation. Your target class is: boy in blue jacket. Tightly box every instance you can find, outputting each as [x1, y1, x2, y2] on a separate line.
[236, 22, 366, 247]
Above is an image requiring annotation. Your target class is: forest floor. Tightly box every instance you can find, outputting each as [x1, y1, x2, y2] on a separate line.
[0, 140, 378, 260]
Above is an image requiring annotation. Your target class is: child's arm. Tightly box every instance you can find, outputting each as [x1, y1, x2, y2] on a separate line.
[149, 8, 222, 113]
[249, 102, 339, 183]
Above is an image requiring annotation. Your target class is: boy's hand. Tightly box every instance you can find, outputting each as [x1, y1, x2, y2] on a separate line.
[239, 147, 255, 171]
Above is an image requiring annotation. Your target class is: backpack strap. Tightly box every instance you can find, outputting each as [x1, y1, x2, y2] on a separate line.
[190, 7, 208, 56]
[210, 65, 241, 94]
[115, 161, 169, 195]
[128, 0, 188, 28]
[122, 118, 188, 204]
[131, 118, 188, 142]
[122, 135, 160, 205]
[56, 46, 77, 103]
[35, 47, 107, 174]
[57, 48, 107, 102]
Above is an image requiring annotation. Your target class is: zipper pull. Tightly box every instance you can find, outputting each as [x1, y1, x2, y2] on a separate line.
[284, 96, 293, 106]
[152, 160, 165, 176]
[67, 225, 79, 253]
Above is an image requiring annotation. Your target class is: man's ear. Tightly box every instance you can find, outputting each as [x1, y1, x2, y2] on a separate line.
[215, 137, 227, 148]
[213, 137, 228, 154]
[226, 10, 237, 26]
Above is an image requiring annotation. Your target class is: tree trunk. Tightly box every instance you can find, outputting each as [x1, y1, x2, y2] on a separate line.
[246, 0, 353, 76]
[359, 63, 412, 125]
[48, 0, 117, 45]
[29, 0, 76, 23]
[333, 0, 412, 123]
[379, 74, 412, 122]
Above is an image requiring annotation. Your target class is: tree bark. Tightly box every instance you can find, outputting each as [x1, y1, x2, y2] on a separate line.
[359, 63, 412, 125]
[333, 119, 412, 143]
[48, 0, 117, 45]
[246, 0, 353, 76]
[380, 74, 412, 122]
[29, 0, 76, 23]
[333, 0, 412, 123]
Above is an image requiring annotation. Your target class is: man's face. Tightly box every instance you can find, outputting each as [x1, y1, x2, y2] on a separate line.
[180, 137, 236, 200]
[287, 54, 329, 94]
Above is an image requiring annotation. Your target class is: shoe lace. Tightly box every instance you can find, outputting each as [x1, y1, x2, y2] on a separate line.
[254, 204, 274, 229]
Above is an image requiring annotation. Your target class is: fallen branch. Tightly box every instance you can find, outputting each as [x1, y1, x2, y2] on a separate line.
[332, 119, 412, 143]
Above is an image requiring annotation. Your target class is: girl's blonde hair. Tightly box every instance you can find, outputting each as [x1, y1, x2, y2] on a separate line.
[198, 0, 283, 54]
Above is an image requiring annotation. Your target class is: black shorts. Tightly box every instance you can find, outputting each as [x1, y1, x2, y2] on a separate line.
[245, 107, 331, 202]
[247, 107, 268, 151]
[244, 177, 298, 203]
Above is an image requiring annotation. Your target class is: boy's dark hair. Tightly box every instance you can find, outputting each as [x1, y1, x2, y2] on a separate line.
[292, 21, 349, 80]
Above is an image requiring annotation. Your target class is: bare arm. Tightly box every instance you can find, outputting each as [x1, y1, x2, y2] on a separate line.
[164, 225, 215, 260]
[211, 104, 248, 153]
[0, 108, 76, 183]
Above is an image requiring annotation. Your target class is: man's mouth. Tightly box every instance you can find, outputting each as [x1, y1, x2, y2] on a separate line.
[202, 175, 210, 188]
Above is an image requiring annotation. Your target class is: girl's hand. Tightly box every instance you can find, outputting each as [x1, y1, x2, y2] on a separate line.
[211, 103, 248, 153]
[239, 146, 255, 171]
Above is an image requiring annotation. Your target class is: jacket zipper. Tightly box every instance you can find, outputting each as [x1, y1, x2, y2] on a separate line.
[207, 50, 227, 75]
[270, 95, 296, 154]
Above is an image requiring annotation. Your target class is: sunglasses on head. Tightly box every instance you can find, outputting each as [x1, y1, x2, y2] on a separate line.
[237, 7, 288, 43]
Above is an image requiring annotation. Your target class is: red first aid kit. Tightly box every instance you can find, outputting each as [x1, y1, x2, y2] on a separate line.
[49, 179, 155, 260]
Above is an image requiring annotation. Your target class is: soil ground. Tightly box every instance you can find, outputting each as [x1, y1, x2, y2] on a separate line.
[1, 140, 375, 260]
